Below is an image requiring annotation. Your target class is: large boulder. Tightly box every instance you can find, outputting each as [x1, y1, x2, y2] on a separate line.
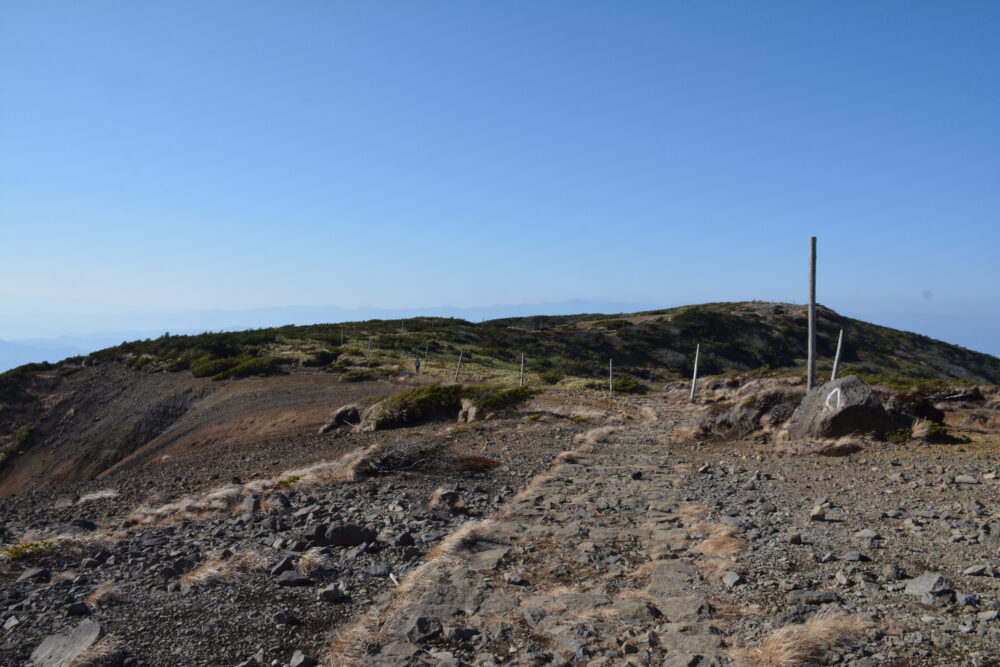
[318, 404, 361, 433]
[786, 375, 893, 439]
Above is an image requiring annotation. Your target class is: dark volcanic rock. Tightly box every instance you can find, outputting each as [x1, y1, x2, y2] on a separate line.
[787, 375, 893, 439]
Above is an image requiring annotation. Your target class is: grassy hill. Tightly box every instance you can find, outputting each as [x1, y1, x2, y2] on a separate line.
[6, 301, 997, 392]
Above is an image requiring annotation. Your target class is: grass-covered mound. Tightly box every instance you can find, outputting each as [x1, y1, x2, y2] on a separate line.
[366, 384, 540, 430]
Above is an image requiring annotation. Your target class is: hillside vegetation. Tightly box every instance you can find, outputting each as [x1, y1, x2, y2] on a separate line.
[6, 301, 998, 389]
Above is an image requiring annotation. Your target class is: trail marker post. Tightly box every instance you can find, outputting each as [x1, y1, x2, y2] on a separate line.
[367, 337, 372, 359]
[690, 343, 701, 402]
[519, 353, 525, 387]
[341, 329, 345, 345]
[807, 236, 817, 390]
[831, 329, 844, 381]
[609, 359, 614, 397]
[454, 351, 463, 382]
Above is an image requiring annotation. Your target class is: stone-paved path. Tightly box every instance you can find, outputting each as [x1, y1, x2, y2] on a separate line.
[335, 403, 734, 666]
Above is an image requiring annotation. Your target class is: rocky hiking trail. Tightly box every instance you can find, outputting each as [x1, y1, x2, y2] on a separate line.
[328, 395, 1000, 667]
[333, 404, 741, 666]
[5, 387, 1000, 666]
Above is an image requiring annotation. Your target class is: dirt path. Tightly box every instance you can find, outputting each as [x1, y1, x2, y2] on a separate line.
[327, 402, 731, 666]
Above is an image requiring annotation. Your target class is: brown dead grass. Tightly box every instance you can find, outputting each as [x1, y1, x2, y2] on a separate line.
[325, 555, 458, 667]
[295, 548, 329, 576]
[689, 524, 748, 557]
[69, 634, 121, 667]
[84, 582, 127, 608]
[730, 611, 870, 666]
[678, 504, 709, 523]
[179, 551, 267, 587]
[698, 558, 739, 581]
[671, 426, 699, 441]
[427, 519, 495, 559]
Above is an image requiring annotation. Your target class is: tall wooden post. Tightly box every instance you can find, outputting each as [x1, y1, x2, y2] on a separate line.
[807, 236, 817, 390]
[454, 351, 463, 382]
[519, 353, 525, 387]
[609, 359, 614, 397]
[831, 329, 844, 381]
[341, 329, 345, 345]
[690, 343, 700, 402]
[366, 337, 372, 359]
[423, 342, 429, 366]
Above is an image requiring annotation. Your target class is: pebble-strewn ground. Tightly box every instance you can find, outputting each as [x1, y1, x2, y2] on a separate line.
[3, 390, 1000, 666]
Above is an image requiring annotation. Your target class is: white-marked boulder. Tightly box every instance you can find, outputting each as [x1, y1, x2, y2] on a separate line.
[786, 375, 893, 439]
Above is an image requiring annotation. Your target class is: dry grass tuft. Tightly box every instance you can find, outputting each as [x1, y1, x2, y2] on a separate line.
[553, 451, 579, 465]
[69, 634, 121, 667]
[326, 555, 457, 666]
[698, 558, 739, 581]
[678, 504, 709, 523]
[671, 426, 699, 441]
[295, 548, 328, 576]
[77, 489, 119, 505]
[428, 520, 494, 559]
[179, 551, 267, 587]
[730, 611, 870, 666]
[618, 589, 659, 604]
[84, 582, 127, 608]
[690, 524, 748, 557]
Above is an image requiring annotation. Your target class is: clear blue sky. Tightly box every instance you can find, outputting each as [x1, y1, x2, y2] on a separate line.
[2, 2, 998, 354]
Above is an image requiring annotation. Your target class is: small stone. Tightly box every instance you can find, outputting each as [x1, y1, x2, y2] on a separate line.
[318, 583, 348, 603]
[954, 475, 980, 484]
[786, 590, 840, 604]
[275, 570, 312, 587]
[504, 571, 527, 586]
[963, 565, 988, 576]
[905, 573, 953, 596]
[4, 616, 19, 630]
[631, 471, 643, 480]
[66, 602, 90, 616]
[882, 564, 906, 581]
[17, 567, 51, 583]
[844, 551, 865, 562]
[787, 533, 803, 545]
[270, 556, 295, 577]
[853, 529, 880, 540]
[289, 651, 318, 667]
[955, 592, 979, 607]
[810, 506, 826, 521]
[722, 571, 744, 588]
[760, 502, 777, 514]
[406, 616, 442, 643]
[273, 610, 299, 626]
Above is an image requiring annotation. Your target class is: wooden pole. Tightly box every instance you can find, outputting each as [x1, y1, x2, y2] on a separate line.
[519, 353, 525, 387]
[831, 329, 844, 381]
[341, 329, 345, 345]
[454, 350, 463, 382]
[609, 359, 613, 397]
[423, 342, 429, 364]
[366, 337, 372, 359]
[807, 236, 817, 390]
[690, 343, 700, 402]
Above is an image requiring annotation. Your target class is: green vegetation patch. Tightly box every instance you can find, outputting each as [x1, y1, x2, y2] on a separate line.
[1, 540, 54, 562]
[586, 376, 651, 395]
[368, 384, 540, 430]
[15, 425, 36, 443]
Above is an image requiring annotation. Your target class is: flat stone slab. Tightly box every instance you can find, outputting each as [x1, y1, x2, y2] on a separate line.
[31, 619, 102, 667]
